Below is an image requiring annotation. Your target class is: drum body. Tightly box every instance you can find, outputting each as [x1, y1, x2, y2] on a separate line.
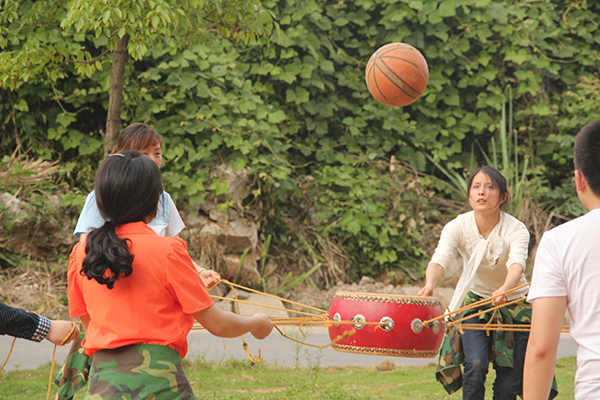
[328, 292, 444, 358]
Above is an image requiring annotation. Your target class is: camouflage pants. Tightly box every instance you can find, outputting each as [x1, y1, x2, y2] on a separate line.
[435, 291, 557, 399]
[85, 344, 197, 400]
[55, 333, 92, 400]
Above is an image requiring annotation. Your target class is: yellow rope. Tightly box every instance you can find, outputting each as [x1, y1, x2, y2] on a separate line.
[273, 324, 357, 348]
[0, 322, 78, 399]
[197, 279, 391, 357]
[458, 323, 571, 333]
[8, 278, 574, 395]
[417, 282, 572, 334]
[58, 322, 80, 346]
[421, 282, 532, 326]
[0, 337, 16, 373]
[210, 296, 324, 319]
[270, 319, 382, 327]
[447, 296, 528, 331]
[47, 345, 57, 400]
[46, 322, 80, 400]
[207, 279, 354, 361]
[208, 279, 328, 315]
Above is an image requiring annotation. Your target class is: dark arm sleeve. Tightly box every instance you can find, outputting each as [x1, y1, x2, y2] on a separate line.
[0, 302, 50, 342]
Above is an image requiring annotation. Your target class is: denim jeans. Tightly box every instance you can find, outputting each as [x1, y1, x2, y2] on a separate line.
[461, 318, 530, 400]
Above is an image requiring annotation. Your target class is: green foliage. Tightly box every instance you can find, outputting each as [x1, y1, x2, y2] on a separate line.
[0, 0, 279, 89]
[0, 246, 21, 268]
[1, 0, 600, 283]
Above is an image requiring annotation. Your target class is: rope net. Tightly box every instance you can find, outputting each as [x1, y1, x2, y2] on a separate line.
[1, 279, 571, 398]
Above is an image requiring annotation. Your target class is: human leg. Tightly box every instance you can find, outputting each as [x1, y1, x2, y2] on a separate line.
[492, 327, 529, 400]
[461, 317, 490, 400]
[54, 333, 91, 400]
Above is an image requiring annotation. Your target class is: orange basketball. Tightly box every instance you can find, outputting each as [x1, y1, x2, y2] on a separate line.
[365, 43, 429, 107]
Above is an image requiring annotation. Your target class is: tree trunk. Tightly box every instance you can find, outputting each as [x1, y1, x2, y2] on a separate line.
[104, 34, 130, 157]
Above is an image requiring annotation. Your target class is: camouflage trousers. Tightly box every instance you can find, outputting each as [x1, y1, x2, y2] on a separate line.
[85, 344, 197, 400]
[55, 333, 92, 400]
[435, 291, 557, 399]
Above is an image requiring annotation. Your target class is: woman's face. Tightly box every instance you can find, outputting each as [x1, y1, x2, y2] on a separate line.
[139, 143, 162, 168]
[468, 172, 504, 212]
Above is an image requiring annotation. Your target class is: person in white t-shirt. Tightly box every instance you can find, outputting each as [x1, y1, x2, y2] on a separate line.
[524, 119, 600, 400]
[419, 166, 531, 400]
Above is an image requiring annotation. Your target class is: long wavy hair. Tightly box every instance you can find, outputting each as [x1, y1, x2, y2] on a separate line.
[81, 151, 163, 289]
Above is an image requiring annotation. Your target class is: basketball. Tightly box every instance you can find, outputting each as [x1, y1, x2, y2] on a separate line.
[365, 43, 429, 107]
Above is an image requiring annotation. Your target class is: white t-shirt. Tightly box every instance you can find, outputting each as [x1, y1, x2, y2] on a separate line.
[73, 190, 185, 238]
[528, 208, 600, 398]
[431, 211, 529, 311]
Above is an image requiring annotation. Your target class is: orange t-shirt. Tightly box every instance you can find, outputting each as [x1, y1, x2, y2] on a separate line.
[68, 222, 213, 358]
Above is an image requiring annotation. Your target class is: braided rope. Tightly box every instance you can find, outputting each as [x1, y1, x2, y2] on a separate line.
[5, 279, 571, 398]
[421, 282, 532, 326]
[0, 337, 16, 373]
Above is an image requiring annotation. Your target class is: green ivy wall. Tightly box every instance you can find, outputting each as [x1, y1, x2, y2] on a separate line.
[2, 0, 600, 282]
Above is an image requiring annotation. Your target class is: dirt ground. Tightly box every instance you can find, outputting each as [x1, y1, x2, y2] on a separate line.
[0, 265, 70, 320]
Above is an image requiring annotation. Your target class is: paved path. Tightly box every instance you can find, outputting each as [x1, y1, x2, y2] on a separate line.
[0, 327, 577, 372]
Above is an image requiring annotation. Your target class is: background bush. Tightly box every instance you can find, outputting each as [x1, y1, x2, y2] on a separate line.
[2, 0, 600, 286]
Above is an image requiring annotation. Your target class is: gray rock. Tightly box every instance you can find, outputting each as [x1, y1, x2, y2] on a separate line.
[0, 192, 76, 259]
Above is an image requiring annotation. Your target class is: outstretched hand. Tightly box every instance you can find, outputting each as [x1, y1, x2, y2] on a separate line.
[418, 285, 434, 297]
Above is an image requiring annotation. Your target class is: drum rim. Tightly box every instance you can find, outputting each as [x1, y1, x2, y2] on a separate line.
[331, 343, 439, 358]
[332, 291, 442, 306]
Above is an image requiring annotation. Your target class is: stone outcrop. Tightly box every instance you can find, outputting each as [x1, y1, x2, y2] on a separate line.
[183, 164, 261, 285]
[0, 192, 77, 260]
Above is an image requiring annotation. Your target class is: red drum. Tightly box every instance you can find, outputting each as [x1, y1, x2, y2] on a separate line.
[328, 292, 444, 358]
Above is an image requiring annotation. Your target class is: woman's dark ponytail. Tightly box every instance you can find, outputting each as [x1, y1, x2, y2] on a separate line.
[82, 221, 133, 289]
[80, 151, 162, 289]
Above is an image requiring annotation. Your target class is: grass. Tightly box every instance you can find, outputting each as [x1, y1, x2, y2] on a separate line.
[0, 356, 577, 400]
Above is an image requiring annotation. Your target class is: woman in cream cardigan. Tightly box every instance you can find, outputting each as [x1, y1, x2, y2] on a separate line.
[419, 166, 532, 400]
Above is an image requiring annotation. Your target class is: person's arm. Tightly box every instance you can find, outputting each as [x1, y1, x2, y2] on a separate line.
[79, 315, 90, 332]
[418, 262, 444, 296]
[192, 260, 221, 287]
[45, 320, 78, 345]
[74, 191, 104, 240]
[523, 296, 567, 400]
[0, 303, 76, 344]
[492, 219, 530, 306]
[193, 304, 273, 339]
[166, 238, 268, 338]
[418, 217, 462, 296]
[0, 302, 48, 341]
[491, 263, 524, 306]
[161, 192, 222, 287]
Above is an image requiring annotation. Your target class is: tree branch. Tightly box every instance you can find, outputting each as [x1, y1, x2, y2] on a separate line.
[71, 49, 111, 64]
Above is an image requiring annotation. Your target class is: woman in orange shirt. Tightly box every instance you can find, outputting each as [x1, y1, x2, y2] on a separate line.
[68, 151, 272, 399]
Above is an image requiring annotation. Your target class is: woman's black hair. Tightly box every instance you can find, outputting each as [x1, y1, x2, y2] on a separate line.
[81, 151, 163, 289]
[466, 166, 509, 207]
